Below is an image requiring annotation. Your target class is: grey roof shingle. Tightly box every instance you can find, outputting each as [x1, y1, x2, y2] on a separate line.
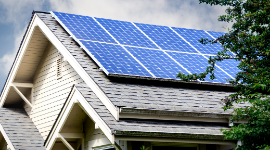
[0, 108, 46, 150]
[75, 84, 229, 140]
[36, 12, 245, 115]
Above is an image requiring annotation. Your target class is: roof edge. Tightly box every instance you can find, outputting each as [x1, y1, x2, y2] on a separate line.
[0, 11, 37, 101]
[108, 73, 235, 87]
[45, 84, 115, 148]
[114, 130, 225, 140]
[120, 107, 232, 119]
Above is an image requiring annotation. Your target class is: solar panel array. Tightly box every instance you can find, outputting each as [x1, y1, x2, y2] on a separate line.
[51, 11, 240, 83]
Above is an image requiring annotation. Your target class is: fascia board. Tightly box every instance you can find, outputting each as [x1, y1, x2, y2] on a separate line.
[0, 124, 16, 150]
[0, 13, 119, 121]
[45, 87, 114, 149]
[0, 14, 38, 107]
[115, 136, 236, 145]
[119, 113, 228, 123]
[114, 130, 224, 140]
[120, 108, 232, 119]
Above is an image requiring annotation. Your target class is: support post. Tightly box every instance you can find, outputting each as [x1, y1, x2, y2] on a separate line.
[11, 85, 32, 107]
[58, 133, 75, 150]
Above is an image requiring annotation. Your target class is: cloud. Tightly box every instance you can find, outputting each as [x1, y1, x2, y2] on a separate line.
[0, 0, 48, 75]
[49, 0, 231, 32]
[0, 0, 45, 29]
[0, 30, 25, 74]
[0, 0, 232, 75]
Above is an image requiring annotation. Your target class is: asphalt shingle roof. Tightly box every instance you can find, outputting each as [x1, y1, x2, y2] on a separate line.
[75, 84, 229, 140]
[0, 108, 46, 150]
[36, 12, 248, 116]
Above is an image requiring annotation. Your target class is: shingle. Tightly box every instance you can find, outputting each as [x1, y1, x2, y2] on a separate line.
[74, 84, 228, 140]
[0, 108, 46, 150]
[35, 13, 240, 116]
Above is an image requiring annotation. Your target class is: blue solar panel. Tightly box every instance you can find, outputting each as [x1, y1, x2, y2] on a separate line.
[52, 12, 117, 43]
[52, 11, 241, 84]
[172, 28, 223, 55]
[216, 59, 240, 79]
[95, 18, 158, 49]
[135, 23, 197, 53]
[207, 31, 225, 39]
[80, 40, 153, 77]
[125, 46, 190, 79]
[167, 52, 233, 83]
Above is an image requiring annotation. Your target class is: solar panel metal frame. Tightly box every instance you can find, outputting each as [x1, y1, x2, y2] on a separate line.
[51, 11, 238, 85]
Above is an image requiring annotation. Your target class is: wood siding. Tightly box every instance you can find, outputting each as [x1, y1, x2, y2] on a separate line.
[25, 43, 85, 139]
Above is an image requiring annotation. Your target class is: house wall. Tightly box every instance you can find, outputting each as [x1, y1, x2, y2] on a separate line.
[84, 117, 111, 150]
[24, 43, 85, 139]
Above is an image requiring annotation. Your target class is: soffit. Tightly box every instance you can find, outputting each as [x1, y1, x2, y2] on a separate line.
[4, 26, 50, 106]
[14, 26, 49, 83]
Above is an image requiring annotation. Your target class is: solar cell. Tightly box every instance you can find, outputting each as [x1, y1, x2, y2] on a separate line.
[172, 27, 223, 55]
[80, 40, 153, 77]
[207, 31, 225, 39]
[95, 18, 158, 48]
[51, 11, 240, 84]
[216, 59, 240, 79]
[125, 46, 190, 79]
[167, 52, 233, 83]
[135, 23, 198, 53]
[52, 11, 117, 43]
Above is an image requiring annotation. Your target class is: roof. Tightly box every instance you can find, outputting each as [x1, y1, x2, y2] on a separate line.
[75, 84, 229, 140]
[0, 108, 46, 150]
[36, 12, 248, 116]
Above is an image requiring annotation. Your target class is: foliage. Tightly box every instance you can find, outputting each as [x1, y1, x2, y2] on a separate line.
[140, 145, 149, 150]
[177, 0, 270, 149]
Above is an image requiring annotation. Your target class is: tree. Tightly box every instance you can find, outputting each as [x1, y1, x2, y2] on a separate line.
[177, 0, 270, 149]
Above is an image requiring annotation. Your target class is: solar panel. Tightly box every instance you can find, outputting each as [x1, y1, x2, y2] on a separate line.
[80, 40, 153, 77]
[216, 59, 241, 78]
[167, 52, 233, 83]
[134, 23, 197, 53]
[171, 27, 223, 55]
[52, 12, 117, 43]
[95, 18, 158, 48]
[207, 31, 225, 39]
[125, 46, 190, 79]
[51, 11, 240, 84]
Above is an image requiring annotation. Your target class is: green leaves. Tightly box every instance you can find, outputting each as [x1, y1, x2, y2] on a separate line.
[177, 0, 270, 149]
[140, 145, 149, 150]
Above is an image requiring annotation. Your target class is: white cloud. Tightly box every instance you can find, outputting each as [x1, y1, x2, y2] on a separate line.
[0, 0, 46, 75]
[0, 30, 25, 74]
[49, 0, 231, 32]
[0, 0, 232, 75]
[0, 0, 45, 29]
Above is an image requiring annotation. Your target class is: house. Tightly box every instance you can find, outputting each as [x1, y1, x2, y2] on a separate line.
[0, 11, 244, 150]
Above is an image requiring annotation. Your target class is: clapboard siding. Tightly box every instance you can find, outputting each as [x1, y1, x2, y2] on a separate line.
[25, 43, 85, 139]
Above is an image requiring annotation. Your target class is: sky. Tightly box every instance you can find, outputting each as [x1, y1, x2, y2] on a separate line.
[0, 0, 232, 91]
